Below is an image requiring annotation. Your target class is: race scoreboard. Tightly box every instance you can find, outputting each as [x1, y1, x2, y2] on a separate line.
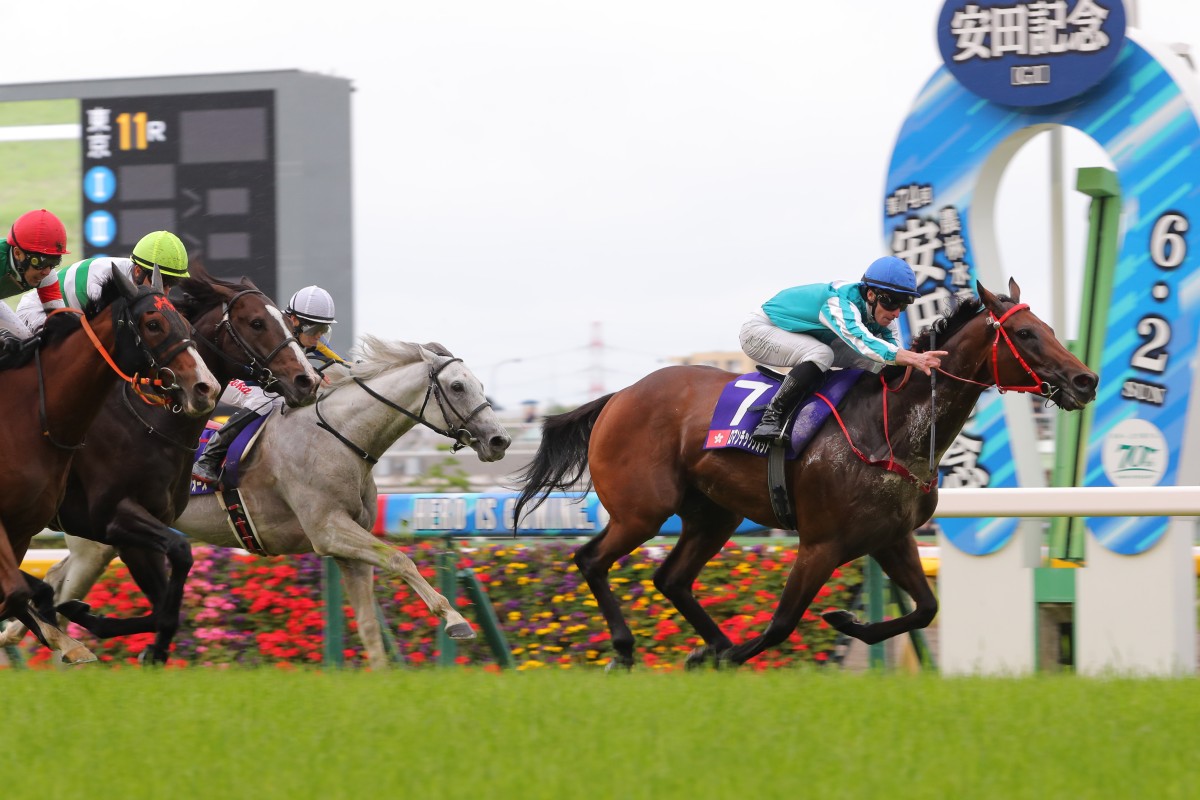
[0, 70, 352, 331]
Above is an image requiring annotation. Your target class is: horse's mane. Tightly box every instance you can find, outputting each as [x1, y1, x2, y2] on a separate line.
[173, 261, 260, 318]
[906, 292, 1013, 353]
[327, 335, 456, 386]
[39, 272, 133, 346]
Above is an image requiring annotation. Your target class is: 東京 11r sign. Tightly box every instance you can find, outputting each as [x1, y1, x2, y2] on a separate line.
[0, 70, 353, 337]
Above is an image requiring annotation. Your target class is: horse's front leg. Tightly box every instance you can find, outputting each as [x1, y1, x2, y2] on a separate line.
[311, 519, 474, 642]
[720, 541, 844, 666]
[822, 535, 937, 645]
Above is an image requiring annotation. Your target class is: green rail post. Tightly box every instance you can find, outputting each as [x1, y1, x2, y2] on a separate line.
[322, 557, 346, 668]
[459, 567, 517, 668]
[866, 557, 886, 670]
[436, 536, 459, 667]
[1048, 166, 1120, 561]
[374, 600, 405, 664]
[3, 639, 24, 669]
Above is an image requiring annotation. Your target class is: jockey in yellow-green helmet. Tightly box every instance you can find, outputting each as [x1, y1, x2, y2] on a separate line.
[15, 230, 190, 332]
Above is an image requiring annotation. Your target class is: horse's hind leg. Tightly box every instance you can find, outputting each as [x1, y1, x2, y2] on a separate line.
[653, 500, 741, 668]
[822, 536, 937, 645]
[574, 515, 668, 670]
[335, 557, 391, 671]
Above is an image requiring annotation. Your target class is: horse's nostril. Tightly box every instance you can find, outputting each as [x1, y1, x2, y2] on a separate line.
[492, 435, 511, 451]
[1074, 372, 1098, 392]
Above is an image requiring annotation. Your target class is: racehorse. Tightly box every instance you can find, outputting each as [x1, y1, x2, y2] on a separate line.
[0, 267, 219, 662]
[513, 279, 1099, 669]
[12, 337, 512, 669]
[16, 265, 322, 663]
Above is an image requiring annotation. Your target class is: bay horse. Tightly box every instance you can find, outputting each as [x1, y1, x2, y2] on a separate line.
[0, 267, 219, 662]
[12, 337, 511, 669]
[21, 264, 322, 663]
[513, 279, 1098, 669]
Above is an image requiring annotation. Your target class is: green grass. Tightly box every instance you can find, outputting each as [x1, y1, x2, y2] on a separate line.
[2, 668, 1197, 799]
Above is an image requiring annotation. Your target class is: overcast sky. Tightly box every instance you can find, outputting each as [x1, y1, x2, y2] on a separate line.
[5, 1, 1200, 411]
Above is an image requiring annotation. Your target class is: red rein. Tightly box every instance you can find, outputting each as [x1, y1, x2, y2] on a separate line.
[816, 303, 1042, 494]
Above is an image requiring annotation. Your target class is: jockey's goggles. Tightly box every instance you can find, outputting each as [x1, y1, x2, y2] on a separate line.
[298, 322, 331, 339]
[875, 291, 912, 312]
[25, 252, 61, 271]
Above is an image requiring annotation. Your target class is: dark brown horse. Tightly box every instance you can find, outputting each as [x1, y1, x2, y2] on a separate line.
[514, 279, 1098, 669]
[0, 267, 219, 660]
[43, 264, 322, 663]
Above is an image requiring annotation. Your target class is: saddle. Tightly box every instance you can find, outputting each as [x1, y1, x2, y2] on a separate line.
[704, 367, 865, 459]
[191, 415, 271, 555]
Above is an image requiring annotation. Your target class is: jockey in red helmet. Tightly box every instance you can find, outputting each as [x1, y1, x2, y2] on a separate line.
[0, 209, 71, 352]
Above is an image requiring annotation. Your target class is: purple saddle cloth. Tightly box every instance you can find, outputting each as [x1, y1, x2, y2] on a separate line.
[704, 368, 864, 459]
[190, 414, 268, 495]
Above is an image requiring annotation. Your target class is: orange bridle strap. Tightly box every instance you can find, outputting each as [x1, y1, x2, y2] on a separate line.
[46, 307, 172, 407]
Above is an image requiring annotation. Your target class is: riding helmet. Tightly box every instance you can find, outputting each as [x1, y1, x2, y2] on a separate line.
[286, 285, 337, 325]
[132, 231, 190, 277]
[7, 209, 70, 255]
[861, 256, 920, 297]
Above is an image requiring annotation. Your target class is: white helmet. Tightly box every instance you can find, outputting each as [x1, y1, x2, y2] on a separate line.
[285, 285, 337, 325]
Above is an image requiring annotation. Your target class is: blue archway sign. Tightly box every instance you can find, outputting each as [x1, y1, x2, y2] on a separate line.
[884, 7, 1200, 555]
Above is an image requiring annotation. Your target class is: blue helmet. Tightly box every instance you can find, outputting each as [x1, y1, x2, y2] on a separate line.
[861, 256, 920, 297]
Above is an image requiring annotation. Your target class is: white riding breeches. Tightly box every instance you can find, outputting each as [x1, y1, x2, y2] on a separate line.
[739, 310, 883, 373]
[0, 300, 32, 338]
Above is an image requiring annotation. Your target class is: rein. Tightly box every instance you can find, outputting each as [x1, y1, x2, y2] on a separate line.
[205, 288, 302, 390]
[816, 302, 1048, 493]
[38, 293, 193, 449]
[315, 356, 491, 463]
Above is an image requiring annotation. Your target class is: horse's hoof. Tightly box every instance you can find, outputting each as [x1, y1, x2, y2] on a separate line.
[604, 657, 633, 673]
[138, 647, 167, 666]
[445, 622, 476, 640]
[60, 646, 98, 666]
[821, 609, 856, 631]
[685, 646, 717, 670]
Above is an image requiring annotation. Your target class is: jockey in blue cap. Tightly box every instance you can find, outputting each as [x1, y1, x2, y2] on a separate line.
[738, 255, 947, 444]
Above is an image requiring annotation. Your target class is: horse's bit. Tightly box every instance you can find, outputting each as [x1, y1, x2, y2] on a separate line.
[314, 357, 491, 464]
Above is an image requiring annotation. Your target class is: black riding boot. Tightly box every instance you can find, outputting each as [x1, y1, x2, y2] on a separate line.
[192, 407, 260, 485]
[751, 361, 824, 444]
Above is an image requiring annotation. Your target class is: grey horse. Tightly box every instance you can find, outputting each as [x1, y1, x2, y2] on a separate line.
[3, 337, 512, 669]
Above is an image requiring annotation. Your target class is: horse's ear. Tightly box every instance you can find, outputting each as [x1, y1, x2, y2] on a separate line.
[1008, 277, 1021, 302]
[113, 263, 138, 298]
[151, 265, 164, 293]
[975, 279, 1002, 314]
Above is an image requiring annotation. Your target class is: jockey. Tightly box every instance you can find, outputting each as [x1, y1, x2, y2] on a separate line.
[192, 285, 345, 485]
[738, 255, 947, 444]
[0, 209, 70, 350]
[15, 230, 190, 332]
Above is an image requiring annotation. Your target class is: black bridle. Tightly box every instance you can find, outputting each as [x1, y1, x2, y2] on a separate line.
[200, 288, 302, 391]
[40, 287, 196, 450]
[315, 356, 491, 464]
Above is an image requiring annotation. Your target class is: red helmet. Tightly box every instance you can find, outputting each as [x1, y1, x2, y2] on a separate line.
[7, 209, 70, 255]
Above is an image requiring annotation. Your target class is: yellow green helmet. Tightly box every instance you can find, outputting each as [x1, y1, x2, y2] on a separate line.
[131, 230, 189, 277]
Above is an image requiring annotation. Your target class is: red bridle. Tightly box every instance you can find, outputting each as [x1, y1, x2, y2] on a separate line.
[813, 302, 1049, 493]
[935, 303, 1048, 396]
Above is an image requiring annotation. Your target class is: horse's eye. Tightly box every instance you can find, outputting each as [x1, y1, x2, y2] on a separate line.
[1017, 328, 1035, 340]
[450, 380, 464, 392]
[251, 319, 265, 330]
[147, 320, 162, 333]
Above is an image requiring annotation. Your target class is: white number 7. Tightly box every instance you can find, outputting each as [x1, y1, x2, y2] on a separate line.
[729, 379, 773, 426]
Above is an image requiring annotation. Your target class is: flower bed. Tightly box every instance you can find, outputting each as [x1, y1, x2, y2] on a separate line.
[15, 540, 864, 670]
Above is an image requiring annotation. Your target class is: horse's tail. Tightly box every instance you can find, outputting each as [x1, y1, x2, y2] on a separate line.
[512, 392, 615, 534]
